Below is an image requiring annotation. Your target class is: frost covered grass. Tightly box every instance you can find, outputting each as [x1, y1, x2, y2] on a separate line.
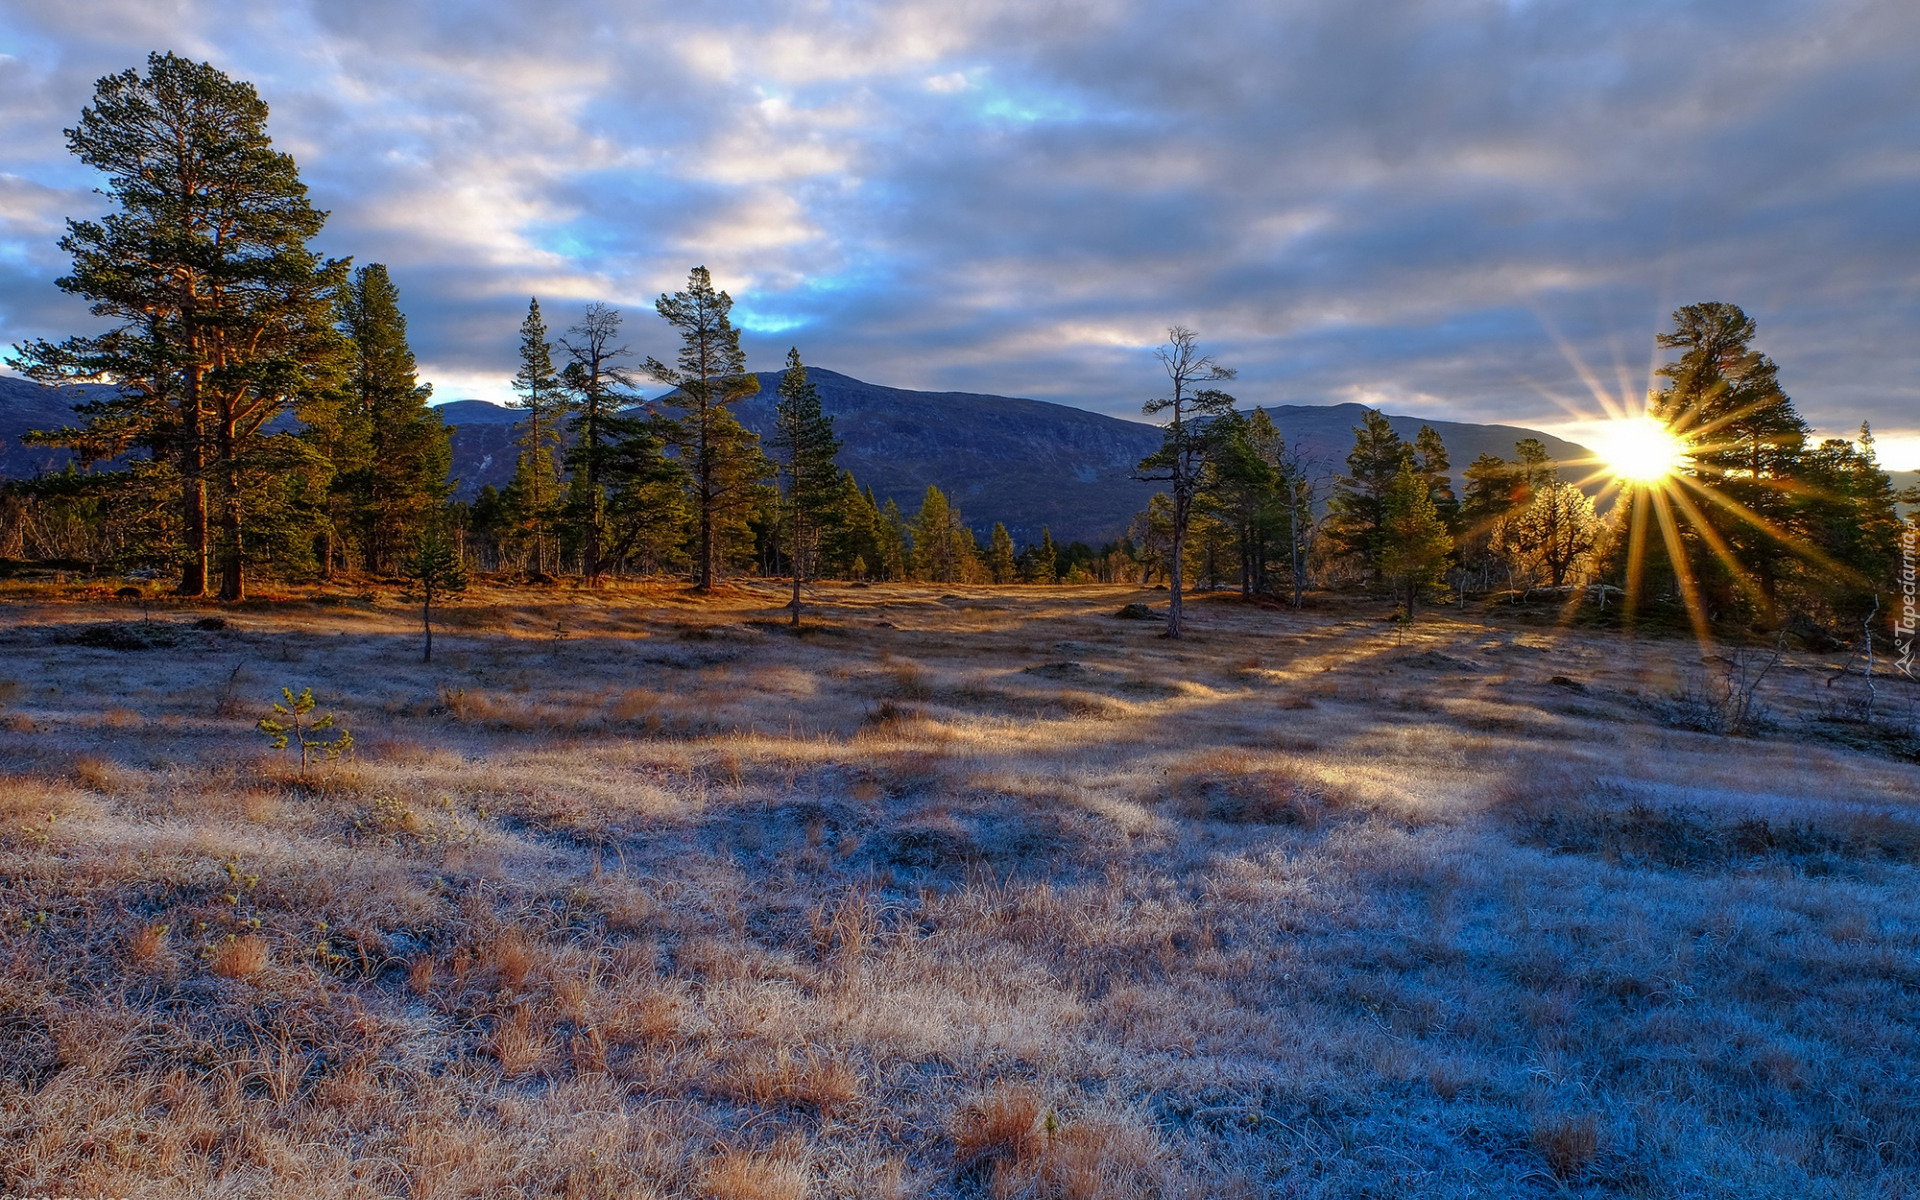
[0, 579, 1916, 1198]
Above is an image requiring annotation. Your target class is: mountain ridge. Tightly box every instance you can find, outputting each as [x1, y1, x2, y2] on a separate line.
[22, 368, 1898, 546]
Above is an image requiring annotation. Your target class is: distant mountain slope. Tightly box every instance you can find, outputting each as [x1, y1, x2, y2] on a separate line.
[2, 369, 1616, 545]
[1259, 403, 1592, 476]
[726, 369, 1162, 545]
[0, 376, 111, 481]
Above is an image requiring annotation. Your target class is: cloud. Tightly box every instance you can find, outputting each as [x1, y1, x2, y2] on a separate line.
[0, 0, 1915, 463]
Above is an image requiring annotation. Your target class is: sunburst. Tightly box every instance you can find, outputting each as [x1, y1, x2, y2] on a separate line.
[1520, 322, 1865, 646]
[1591, 415, 1688, 485]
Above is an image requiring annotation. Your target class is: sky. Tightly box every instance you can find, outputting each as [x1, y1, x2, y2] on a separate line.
[0, 0, 1916, 463]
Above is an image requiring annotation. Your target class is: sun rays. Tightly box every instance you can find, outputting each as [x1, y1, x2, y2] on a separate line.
[1536, 318, 1877, 647]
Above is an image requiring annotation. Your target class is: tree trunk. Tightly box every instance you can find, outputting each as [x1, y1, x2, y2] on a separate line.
[423, 586, 434, 663]
[178, 373, 208, 597]
[1166, 508, 1186, 639]
[697, 405, 716, 591]
[180, 470, 208, 596]
[217, 417, 245, 602]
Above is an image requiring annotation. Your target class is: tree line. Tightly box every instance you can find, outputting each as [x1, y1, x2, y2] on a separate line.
[0, 53, 1077, 607]
[1121, 313, 1914, 640]
[3, 55, 1912, 645]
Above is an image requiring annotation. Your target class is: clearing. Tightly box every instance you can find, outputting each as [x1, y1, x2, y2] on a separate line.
[1, 581, 1916, 1198]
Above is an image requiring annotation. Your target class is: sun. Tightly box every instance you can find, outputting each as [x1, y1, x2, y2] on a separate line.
[1594, 415, 1688, 484]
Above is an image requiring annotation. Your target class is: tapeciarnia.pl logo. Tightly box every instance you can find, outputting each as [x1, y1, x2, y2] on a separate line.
[1898, 525, 1916, 679]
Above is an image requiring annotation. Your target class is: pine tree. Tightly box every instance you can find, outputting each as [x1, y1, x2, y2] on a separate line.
[818, 471, 881, 580]
[1033, 528, 1060, 584]
[401, 518, 468, 663]
[559, 303, 641, 583]
[1328, 409, 1410, 582]
[1652, 302, 1808, 617]
[647, 267, 767, 590]
[13, 52, 348, 600]
[769, 348, 843, 625]
[333, 264, 450, 575]
[1204, 407, 1285, 597]
[1377, 459, 1454, 617]
[1504, 481, 1601, 589]
[1796, 424, 1903, 625]
[910, 485, 978, 583]
[509, 298, 565, 576]
[878, 497, 911, 581]
[1460, 440, 1558, 594]
[985, 523, 1017, 583]
[1135, 327, 1237, 637]
[1413, 425, 1459, 531]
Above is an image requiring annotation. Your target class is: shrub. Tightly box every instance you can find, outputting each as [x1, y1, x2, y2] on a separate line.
[257, 686, 353, 775]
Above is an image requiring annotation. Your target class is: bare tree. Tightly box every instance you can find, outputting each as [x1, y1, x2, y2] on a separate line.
[1135, 327, 1236, 639]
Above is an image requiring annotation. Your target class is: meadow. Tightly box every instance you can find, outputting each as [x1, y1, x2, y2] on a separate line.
[0, 579, 1916, 1199]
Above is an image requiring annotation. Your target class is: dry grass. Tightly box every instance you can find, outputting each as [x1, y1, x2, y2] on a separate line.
[0, 578, 1916, 1197]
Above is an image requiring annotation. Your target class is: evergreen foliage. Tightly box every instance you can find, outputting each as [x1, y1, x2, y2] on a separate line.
[768, 348, 842, 624]
[401, 519, 469, 663]
[508, 298, 565, 576]
[986, 522, 1018, 583]
[647, 267, 769, 589]
[910, 485, 979, 583]
[330, 264, 450, 575]
[1202, 407, 1286, 597]
[12, 52, 349, 600]
[558, 303, 642, 583]
[1377, 459, 1455, 616]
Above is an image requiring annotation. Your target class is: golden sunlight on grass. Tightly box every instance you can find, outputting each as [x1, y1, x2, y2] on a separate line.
[0, 580, 1915, 1196]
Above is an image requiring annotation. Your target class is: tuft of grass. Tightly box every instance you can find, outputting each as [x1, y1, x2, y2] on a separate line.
[1532, 1112, 1600, 1180]
[206, 934, 269, 980]
[703, 1146, 810, 1200]
[1169, 749, 1359, 826]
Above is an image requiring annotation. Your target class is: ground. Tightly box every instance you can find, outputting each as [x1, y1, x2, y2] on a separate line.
[0, 579, 1916, 1199]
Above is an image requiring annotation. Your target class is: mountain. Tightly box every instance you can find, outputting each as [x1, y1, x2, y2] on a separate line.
[428, 370, 1600, 545]
[3, 368, 1610, 545]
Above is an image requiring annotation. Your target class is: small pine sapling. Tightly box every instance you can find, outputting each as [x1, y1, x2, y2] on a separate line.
[258, 687, 353, 775]
[401, 521, 469, 663]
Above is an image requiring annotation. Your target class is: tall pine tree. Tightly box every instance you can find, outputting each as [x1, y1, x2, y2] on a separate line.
[1328, 409, 1409, 582]
[13, 52, 348, 599]
[1651, 302, 1807, 617]
[509, 298, 565, 576]
[769, 348, 842, 625]
[647, 267, 767, 590]
[1377, 459, 1454, 616]
[332, 264, 450, 575]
